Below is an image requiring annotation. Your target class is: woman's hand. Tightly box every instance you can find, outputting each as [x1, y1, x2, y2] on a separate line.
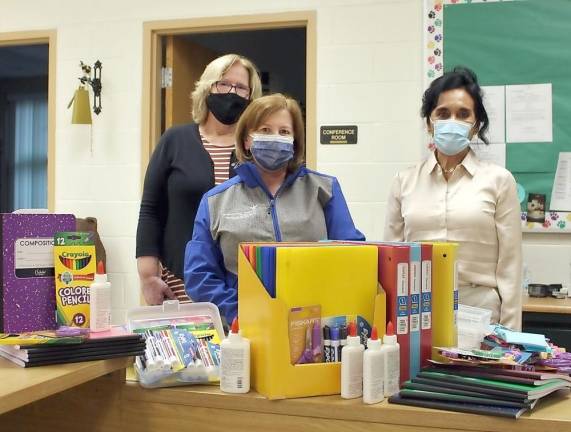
[140, 275, 176, 305]
[137, 256, 176, 305]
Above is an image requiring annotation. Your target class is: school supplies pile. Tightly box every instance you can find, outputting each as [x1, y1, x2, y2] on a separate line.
[389, 326, 571, 418]
[127, 300, 225, 388]
[0, 326, 144, 367]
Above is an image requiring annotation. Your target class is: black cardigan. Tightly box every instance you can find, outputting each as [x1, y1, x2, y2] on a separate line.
[136, 123, 235, 280]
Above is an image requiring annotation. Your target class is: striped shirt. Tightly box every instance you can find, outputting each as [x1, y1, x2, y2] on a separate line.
[200, 134, 234, 185]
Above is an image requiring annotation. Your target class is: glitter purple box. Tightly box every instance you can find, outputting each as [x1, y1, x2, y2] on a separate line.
[1, 213, 76, 332]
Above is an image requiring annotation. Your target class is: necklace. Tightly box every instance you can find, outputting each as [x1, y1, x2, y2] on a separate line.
[442, 165, 457, 174]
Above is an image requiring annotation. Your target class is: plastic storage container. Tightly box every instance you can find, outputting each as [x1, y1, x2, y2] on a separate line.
[457, 304, 492, 350]
[127, 300, 225, 388]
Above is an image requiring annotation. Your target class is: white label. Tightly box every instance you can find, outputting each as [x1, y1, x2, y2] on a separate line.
[14, 237, 54, 278]
[396, 263, 409, 335]
[221, 347, 246, 390]
[384, 349, 400, 397]
[421, 261, 432, 330]
[410, 262, 421, 332]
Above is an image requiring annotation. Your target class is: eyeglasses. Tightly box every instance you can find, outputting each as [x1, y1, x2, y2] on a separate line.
[214, 80, 251, 99]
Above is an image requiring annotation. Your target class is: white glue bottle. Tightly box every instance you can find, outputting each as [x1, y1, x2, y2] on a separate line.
[381, 321, 400, 397]
[341, 320, 364, 399]
[89, 260, 111, 332]
[363, 325, 385, 404]
[220, 317, 250, 393]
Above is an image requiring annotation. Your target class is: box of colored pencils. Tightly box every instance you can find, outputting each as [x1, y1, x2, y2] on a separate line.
[127, 300, 225, 388]
[53, 232, 96, 328]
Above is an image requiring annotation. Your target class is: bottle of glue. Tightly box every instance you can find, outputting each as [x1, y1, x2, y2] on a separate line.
[220, 317, 250, 393]
[363, 325, 385, 404]
[89, 261, 111, 332]
[380, 321, 400, 396]
[341, 320, 364, 399]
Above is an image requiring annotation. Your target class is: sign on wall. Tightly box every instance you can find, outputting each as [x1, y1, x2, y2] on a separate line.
[320, 126, 358, 145]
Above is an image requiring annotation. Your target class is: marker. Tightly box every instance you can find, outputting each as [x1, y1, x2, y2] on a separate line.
[330, 326, 340, 362]
[339, 325, 348, 362]
[323, 326, 332, 363]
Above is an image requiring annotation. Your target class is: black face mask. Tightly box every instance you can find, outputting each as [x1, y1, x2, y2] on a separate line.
[206, 93, 249, 125]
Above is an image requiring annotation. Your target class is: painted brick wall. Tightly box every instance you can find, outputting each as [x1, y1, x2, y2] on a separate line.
[3, 0, 566, 323]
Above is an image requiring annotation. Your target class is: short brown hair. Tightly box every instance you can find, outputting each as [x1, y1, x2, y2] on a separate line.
[235, 94, 305, 172]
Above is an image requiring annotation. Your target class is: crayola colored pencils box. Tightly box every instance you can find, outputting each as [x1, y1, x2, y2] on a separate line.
[54, 232, 96, 328]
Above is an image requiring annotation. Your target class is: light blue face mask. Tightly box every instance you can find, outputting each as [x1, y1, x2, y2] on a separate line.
[432, 119, 475, 156]
[250, 134, 294, 171]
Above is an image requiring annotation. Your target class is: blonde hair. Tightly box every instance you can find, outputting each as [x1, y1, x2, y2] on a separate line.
[235, 93, 305, 172]
[191, 54, 262, 124]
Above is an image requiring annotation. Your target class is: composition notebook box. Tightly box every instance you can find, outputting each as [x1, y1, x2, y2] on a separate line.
[238, 242, 386, 400]
[0, 213, 76, 333]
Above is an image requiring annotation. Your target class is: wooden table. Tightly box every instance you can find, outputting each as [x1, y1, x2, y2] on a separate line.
[2, 376, 571, 432]
[0, 356, 131, 415]
[523, 293, 571, 314]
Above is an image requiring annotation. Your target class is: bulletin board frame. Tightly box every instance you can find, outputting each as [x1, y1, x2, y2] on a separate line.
[423, 0, 571, 233]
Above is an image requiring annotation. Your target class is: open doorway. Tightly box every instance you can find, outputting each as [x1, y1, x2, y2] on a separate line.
[0, 44, 49, 212]
[161, 28, 306, 133]
[141, 12, 316, 180]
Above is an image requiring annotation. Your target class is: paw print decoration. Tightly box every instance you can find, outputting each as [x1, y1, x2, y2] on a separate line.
[550, 212, 559, 221]
[428, 11, 436, 19]
[557, 220, 566, 229]
[428, 25, 435, 34]
[434, 48, 442, 56]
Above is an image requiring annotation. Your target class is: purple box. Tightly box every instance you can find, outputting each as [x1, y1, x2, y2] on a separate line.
[1, 213, 76, 332]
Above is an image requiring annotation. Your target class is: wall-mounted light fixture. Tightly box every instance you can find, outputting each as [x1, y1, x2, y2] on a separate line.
[68, 60, 102, 124]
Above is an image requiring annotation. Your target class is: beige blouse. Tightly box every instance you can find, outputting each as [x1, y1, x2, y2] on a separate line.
[384, 150, 522, 330]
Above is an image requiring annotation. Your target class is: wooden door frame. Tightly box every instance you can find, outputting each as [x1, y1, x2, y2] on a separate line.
[0, 30, 56, 211]
[141, 11, 317, 185]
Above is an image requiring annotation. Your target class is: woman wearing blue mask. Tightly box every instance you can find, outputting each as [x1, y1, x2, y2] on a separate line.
[184, 93, 365, 323]
[384, 66, 522, 330]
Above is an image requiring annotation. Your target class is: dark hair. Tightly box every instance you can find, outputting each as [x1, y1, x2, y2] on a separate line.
[421, 66, 489, 144]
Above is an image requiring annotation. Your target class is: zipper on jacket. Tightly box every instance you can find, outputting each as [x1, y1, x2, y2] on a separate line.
[268, 198, 282, 242]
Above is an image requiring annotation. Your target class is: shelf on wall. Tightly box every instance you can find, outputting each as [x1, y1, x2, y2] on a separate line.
[521, 212, 571, 233]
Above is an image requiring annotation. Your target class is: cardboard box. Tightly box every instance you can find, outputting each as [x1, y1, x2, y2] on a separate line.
[54, 232, 97, 328]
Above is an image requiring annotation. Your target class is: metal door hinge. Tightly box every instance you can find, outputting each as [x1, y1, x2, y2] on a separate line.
[161, 67, 172, 88]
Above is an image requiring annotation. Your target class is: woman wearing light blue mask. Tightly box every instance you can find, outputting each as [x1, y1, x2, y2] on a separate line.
[184, 94, 364, 323]
[384, 67, 523, 330]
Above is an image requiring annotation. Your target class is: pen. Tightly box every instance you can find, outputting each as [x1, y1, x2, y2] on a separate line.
[330, 326, 340, 362]
[323, 325, 331, 363]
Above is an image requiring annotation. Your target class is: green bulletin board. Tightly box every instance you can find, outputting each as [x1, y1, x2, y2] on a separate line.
[443, 0, 571, 209]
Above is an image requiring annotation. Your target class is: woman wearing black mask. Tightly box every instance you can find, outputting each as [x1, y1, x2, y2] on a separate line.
[136, 54, 262, 305]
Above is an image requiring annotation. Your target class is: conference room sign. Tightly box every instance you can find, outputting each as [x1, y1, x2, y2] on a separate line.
[320, 125, 358, 145]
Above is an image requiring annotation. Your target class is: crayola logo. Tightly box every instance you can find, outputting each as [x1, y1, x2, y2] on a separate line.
[59, 254, 92, 270]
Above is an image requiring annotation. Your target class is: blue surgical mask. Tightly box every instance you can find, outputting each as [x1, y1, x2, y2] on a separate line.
[432, 119, 474, 156]
[250, 134, 294, 171]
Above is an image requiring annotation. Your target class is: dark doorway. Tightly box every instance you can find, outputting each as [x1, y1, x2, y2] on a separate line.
[0, 44, 49, 212]
[161, 27, 306, 131]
